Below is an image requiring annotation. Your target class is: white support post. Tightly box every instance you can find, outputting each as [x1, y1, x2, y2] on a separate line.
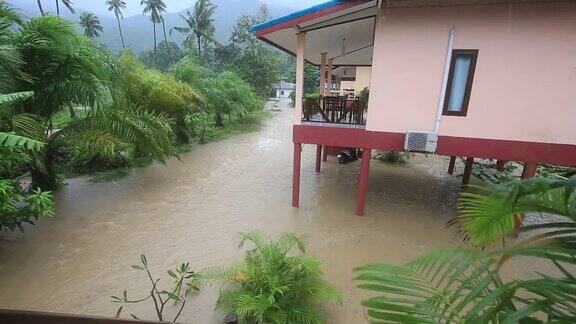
[295, 32, 306, 125]
[319, 53, 327, 96]
[326, 59, 333, 96]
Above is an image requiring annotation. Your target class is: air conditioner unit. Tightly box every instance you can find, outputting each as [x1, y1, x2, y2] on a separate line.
[404, 132, 438, 153]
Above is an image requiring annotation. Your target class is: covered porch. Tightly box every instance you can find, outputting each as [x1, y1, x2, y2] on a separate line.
[254, 0, 377, 128]
[253, 0, 379, 215]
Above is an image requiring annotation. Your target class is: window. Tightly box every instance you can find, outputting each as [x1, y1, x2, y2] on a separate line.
[443, 49, 478, 116]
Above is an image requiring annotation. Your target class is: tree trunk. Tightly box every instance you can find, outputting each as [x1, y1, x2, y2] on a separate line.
[55, 0, 59, 15]
[36, 0, 45, 15]
[161, 19, 172, 65]
[175, 116, 189, 144]
[196, 35, 202, 64]
[116, 15, 125, 49]
[30, 152, 57, 191]
[153, 23, 158, 68]
[215, 112, 223, 128]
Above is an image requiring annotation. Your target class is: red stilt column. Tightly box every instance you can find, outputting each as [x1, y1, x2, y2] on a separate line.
[522, 162, 538, 179]
[496, 160, 507, 172]
[448, 156, 456, 175]
[462, 157, 474, 186]
[356, 148, 372, 216]
[292, 143, 302, 207]
[515, 162, 539, 235]
[322, 145, 328, 162]
[315, 145, 322, 172]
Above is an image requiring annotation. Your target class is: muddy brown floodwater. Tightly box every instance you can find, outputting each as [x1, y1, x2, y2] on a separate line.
[0, 100, 554, 323]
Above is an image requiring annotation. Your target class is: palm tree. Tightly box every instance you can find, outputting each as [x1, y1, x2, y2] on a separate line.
[54, 0, 74, 15]
[106, 0, 126, 50]
[141, 0, 165, 67]
[170, 0, 216, 63]
[36, 0, 45, 16]
[355, 176, 576, 322]
[79, 12, 103, 38]
[159, 16, 172, 65]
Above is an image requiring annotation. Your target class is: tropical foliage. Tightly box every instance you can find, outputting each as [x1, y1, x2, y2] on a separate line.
[79, 11, 103, 38]
[139, 41, 184, 71]
[202, 231, 342, 324]
[0, 14, 177, 190]
[355, 175, 576, 323]
[0, 180, 54, 232]
[173, 56, 263, 130]
[170, 0, 217, 63]
[106, 0, 127, 49]
[141, 0, 165, 67]
[1, 0, 273, 233]
[119, 51, 203, 143]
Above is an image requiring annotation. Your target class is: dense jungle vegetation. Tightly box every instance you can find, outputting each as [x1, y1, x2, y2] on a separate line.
[0, 0, 283, 232]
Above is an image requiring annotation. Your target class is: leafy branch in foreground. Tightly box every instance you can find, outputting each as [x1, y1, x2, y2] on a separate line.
[356, 176, 576, 323]
[202, 230, 342, 324]
[111, 254, 200, 322]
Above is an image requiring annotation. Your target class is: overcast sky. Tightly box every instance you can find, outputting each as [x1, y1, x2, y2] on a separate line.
[15, 0, 327, 17]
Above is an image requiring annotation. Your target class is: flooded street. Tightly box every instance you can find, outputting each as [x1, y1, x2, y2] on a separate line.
[0, 100, 550, 323]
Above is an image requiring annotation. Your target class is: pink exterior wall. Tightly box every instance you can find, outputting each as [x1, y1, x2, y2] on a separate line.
[367, 2, 576, 145]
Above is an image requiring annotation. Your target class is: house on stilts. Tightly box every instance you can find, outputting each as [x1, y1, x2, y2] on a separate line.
[252, 0, 576, 216]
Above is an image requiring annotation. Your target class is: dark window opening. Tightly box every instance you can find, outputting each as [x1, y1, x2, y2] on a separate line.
[443, 49, 478, 117]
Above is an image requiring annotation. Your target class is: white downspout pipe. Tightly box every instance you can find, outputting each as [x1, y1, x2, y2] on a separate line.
[434, 27, 456, 133]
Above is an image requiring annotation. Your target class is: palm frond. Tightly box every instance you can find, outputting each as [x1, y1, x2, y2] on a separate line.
[0, 91, 33, 105]
[0, 132, 44, 151]
[237, 230, 264, 249]
[12, 113, 47, 141]
[355, 249, 515, 323]
[457, 176, 576, 245]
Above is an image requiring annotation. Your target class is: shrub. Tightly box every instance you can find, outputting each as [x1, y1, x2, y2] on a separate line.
[203, 231, 341, 324]
[0, 180, 54, 232]
[373, 150, 409, 163]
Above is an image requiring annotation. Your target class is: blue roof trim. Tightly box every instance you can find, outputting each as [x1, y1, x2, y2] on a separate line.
[251, 0, 348, 32]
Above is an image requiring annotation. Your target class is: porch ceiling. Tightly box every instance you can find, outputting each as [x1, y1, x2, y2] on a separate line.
[253, 0, 377, 66]
[332, 66, 357, 78]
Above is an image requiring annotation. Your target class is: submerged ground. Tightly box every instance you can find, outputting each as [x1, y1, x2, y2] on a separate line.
[0, 100, 550, 323]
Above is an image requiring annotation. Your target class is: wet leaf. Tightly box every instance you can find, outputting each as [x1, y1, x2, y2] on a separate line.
[114, 306, 123, 318]
[167, 270, 177, 279]
[160, 290, 181, 301]
[140, 254, 147, 266]
[131, 265, 145, 271]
